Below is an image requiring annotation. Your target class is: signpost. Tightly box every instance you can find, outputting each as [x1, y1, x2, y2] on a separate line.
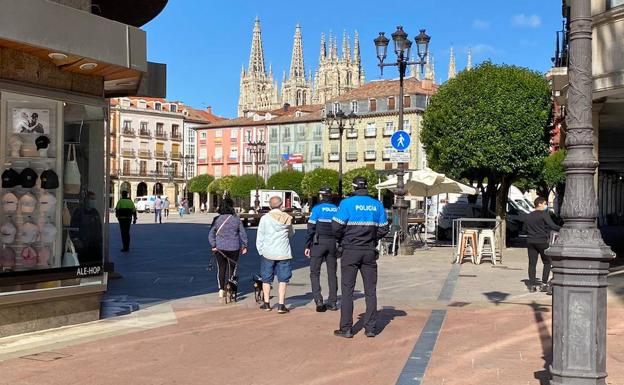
[390, 130, 411, 162]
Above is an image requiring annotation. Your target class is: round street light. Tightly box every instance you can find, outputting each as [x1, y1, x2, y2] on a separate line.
[374, 32, 390, 63]
[415, 29, 431, 62]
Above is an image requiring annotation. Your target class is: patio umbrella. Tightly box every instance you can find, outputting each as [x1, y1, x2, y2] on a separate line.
[376, 169, 477, 247]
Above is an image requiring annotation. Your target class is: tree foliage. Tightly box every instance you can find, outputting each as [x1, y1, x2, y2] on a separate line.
[421, 61, 551, 220]
[207, 175, 238, 196]
[301, 168, 339, 197]
[187, 174, 214, 194]
[266, 170, 304, 196]
[343, 167, 383, 196]
[542, 149, 566, 191]
[230, 174, 266, 199]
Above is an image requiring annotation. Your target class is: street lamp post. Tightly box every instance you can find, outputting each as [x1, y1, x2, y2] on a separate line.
[374, 26, 430, 246]
[546, 1, 615, 384]
[324, 108, 357, 197]
[249, 140, 266, 210]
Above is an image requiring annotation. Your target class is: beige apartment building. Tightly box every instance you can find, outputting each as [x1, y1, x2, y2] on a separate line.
[110, 98, 186, 205]
[322, 77, 437, 173]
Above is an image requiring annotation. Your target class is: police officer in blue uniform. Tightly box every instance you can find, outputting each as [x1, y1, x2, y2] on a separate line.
[332, 176, 389, 338]
[305, 187, 339, 312]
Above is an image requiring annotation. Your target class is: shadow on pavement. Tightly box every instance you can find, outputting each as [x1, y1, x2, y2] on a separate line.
[482, 291, 552, 384]
[352, 306, 407, 335]
[106, 222, 313, 307]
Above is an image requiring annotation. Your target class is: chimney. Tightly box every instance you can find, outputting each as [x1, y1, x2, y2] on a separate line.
[206, 106, 212, 114]
[283, 103, 290, 112]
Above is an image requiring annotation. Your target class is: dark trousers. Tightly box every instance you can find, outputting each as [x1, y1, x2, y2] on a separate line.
[340, 249, 378, 333]
[119, 219, 132, 251]
[309, 240, 338, 305]
[216, 250, 240, 290]
[527, 242, 551, 285]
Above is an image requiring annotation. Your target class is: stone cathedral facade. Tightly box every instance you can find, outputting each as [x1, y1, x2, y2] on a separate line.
[237, 18, 364, 116]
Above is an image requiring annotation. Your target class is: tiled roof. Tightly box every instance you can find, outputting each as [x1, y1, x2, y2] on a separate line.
[331, 78, 437, 102]
[185, 106, 224, 123]
[199, 104, 325, 129]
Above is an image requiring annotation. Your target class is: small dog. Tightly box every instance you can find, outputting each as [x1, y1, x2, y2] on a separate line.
[224, 277, 238, 304]
[252, 274, 263, 304]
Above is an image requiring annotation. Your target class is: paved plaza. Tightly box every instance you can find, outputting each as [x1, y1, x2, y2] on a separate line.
[0, 212, 623, 385]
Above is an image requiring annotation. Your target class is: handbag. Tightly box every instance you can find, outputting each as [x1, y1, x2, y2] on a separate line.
[62, 202, 71, 226]
[62, 237, 79, 267]
[63, 144, 81, 195]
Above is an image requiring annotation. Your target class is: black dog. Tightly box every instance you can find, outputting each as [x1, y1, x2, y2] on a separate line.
[224, 277, 238, 304]
[252, 274, 263, 304]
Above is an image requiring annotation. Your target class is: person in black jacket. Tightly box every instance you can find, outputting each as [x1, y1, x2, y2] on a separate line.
[519, 197, 561, 293]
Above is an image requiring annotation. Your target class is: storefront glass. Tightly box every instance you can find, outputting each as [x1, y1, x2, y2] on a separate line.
[0, 91, 107, 293]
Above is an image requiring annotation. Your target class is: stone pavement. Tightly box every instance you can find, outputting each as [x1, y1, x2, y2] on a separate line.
[0, 212, 623, 385]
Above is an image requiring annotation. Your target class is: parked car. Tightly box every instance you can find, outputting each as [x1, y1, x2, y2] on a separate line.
[134, 195, 166, 213]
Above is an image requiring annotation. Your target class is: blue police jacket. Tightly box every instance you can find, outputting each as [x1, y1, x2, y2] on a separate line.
[331, 189, 389, 249]
[306, 199, 338, 248]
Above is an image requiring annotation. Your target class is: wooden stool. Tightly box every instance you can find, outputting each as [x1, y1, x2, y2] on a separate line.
[456, 229, 478, 264]
[476, 229, 497, 265]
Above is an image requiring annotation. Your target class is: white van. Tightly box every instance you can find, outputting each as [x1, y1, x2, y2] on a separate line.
[134, 195, 166, 213]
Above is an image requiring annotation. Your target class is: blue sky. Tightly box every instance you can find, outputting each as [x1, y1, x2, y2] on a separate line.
[143, 0, 563, 118]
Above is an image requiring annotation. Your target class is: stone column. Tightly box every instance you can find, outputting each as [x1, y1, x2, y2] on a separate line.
[546, 1, 615, 384]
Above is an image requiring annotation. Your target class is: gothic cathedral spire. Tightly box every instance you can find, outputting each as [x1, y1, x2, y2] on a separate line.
[289, 24, 305, 79]
[319, 32, 326, 64]
[467, 47, 473, 71]
[448, 46, 456, 80]
[282, 24, 312, 106]
[249, 16, 266, 75]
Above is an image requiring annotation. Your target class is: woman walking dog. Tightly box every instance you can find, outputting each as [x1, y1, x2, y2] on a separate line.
[209, 198, 248, 299]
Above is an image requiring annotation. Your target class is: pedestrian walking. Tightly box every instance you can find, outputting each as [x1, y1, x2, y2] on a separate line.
[153, 196, 163, 223]
[518, 197, 561, 293]
[115, 191, 137, 252]
[256, 196, 295, 314]
[163, 197, 170, 218]
[332, 176, 388, 338]
[305, 187, 339, 312]
[178, 200, 184, 218]
[208, 198, 248, 299]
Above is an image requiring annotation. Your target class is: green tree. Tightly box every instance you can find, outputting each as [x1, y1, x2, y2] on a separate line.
[542, 149, 566, 193]
[187, 174, 214, 194]
[301, 168, 339, 197]
[343, 167, 383, 196]
[207, 176, 238, 196]
[230, 174, 266, 199]
[266, 170, 304, 196]
[421, 62, 551, 230]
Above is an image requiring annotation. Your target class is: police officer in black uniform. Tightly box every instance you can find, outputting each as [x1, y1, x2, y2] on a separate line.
[305, 187, 339, 312]
[332, 176, 389, 338]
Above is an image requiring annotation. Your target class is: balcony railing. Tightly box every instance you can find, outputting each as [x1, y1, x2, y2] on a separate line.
[154, 150, 167, 159]
[171, 132, 183, 141]
[382, 149, 392, 160]
[211, 156, 223, 163]
[138, 150, 151, 158]
[346, 152, 358, 161]
[139, 129, 151, 138]
[346, 129, 358, 139]
[328, 152, 340, 162]
[121, 148, 135, 157]
[170, 152, 181, 160]
[122, 128, 136, 137]
[364, 151, 376, 161]
[383, 128, 395, 137]
[228, 157, 238, 163]
[365, 129, 377, 138]
[197, 158, 208, 164]
[154, 131, 168, 139]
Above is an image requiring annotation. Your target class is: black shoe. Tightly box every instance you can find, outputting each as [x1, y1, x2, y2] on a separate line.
[326, 303, 338, 311]
[259, 302, 271, 311]
[333, 329, 353, 339]
[277, 304, 289, 314]
[365, 330, 376, 338]
[539, 283, 549, 292]
[316, 304, 327, 312]
[529, 285, 537, 293]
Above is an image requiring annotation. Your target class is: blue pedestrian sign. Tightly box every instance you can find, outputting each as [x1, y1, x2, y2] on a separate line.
[391, 130, 411, 151]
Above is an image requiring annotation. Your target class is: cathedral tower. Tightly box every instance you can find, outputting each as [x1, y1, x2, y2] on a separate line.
[238, 17, 280, 116]
[282, 24, 312, 106]
[313, 30, 364, 104]
[448, 46, 456, 80]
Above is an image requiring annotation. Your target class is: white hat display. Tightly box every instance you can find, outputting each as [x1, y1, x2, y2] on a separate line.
[8, 135, 23, 157]
[0, 222, 17, 244]
[19, 193, 37, 214]
[39, 192, 57, 215]
[19, 222, 39, 244]
[1, 192, 18, 213]
[40, 223, 57, 243]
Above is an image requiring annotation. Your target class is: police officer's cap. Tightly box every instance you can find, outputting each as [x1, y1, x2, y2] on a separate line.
[352, 176, 368, 190]
[318, 187, 332, 195]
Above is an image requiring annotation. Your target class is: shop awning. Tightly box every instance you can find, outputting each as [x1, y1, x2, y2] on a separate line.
[0, 0, 165, 98]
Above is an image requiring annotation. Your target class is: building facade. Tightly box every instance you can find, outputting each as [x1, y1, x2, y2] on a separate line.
[322, 78, 437, 172]
[110, 98, 186, 205]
